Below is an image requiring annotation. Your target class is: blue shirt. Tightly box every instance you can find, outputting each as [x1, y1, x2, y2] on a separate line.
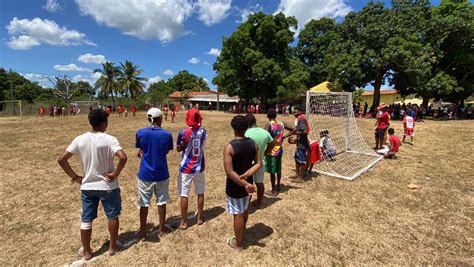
[136, 127, 173, 182]
[177, 127, 207, 174]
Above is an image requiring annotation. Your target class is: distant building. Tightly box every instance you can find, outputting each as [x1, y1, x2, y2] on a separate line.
[361, 89, 432, 106]
[169, 91, 239, 110]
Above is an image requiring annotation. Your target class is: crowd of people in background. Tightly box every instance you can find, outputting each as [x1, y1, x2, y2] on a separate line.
[354, 102, 473, 121]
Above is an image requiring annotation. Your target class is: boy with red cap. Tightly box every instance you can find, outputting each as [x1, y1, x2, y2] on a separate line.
[176, 108, 207, 229]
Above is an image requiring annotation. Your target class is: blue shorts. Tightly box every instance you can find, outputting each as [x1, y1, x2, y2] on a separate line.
[294, 148, 308, 164]
[81, 188, 121, 222]
[226, 195, 249, 215]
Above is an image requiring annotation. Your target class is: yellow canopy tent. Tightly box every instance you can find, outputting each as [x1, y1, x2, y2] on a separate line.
[309, 81, 332, 92]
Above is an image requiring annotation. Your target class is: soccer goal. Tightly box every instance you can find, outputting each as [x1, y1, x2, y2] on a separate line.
[306, 91, 382, 180]
[0, 100, 22, 116]
[74, 101, 99, 115]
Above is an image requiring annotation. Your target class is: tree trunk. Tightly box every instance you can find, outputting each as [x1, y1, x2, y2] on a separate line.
[372, 72, 384, 109]
[422, 96, 430, 109]
[110, 90, 116, 107]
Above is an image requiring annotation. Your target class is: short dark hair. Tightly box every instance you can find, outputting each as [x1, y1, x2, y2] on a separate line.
[245, 113, 256, 127]
[267, 108, 277, 119]
[231, 115, 248, 132]
[388, 128, 395, 135]
[88, 109, 109, 128]
[320, 130, 329, 137]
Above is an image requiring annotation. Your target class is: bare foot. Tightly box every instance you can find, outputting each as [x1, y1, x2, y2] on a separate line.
[78, 247, 93, 260]
[179, 221, 188, 230]
[197, 217, 205, 225]
[108, 241, 121, 256]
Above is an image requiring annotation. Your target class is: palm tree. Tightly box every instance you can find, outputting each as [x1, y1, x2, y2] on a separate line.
[118, 60, 147, 101]
[94, 62, 120, 106]
[193, 77, 209, 92]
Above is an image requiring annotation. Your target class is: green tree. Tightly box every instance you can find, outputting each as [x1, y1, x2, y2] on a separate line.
[213, 12, 306, 105]
[297, 17, 338, 87]
[0, 68, 45, 103]
[51, 75, 80, 104]
[94, 62, 120, 106]
[168, 70, 209, 95]
[73, 81, 95, 96]
[118, 60, 147, 101]
[147, 80, 174, 105]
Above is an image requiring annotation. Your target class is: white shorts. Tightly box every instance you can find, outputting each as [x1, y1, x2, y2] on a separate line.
[253, 166, 264, 183]
[138, 179, 169, 207]
[226, 195, 249, 215]
[178, 172, 205, 197]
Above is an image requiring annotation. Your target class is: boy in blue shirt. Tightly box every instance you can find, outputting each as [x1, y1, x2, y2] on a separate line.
[135, 108, 173, 240]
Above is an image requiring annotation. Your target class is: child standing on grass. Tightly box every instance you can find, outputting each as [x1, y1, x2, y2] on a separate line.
[402, 114, 415, 144]
[264, 108, 294, 195]
[135, 108, 174, 240]
[224, 115, 261, 249]
[176, 108, 207, 229]
[57, 109, 128, 260]
[385, 128, 401, 159]
[244, 113, 273, 208]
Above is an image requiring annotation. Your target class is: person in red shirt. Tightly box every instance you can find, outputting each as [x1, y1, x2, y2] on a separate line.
[117, 104, 123, 118]
[374, 103, 390, 150]
[131, 104, 137, 118]
[385, 128, 400, 159]
[402, 114, 415, 145]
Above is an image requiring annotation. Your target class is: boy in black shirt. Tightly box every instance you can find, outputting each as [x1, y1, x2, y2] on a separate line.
[223, 115, 261, 249]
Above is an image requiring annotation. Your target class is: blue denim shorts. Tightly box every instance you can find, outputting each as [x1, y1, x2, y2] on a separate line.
[294, 148, 308, 164]
[81, 188, 121, 222]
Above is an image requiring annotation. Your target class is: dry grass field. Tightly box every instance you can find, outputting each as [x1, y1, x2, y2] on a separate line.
[0, 111, 473, 265]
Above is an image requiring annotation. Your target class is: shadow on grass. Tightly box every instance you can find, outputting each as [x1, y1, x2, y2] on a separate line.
[277, 183, 301, 193]
[249, 196, 282, 214]
[167, 206, 226, 229]
[245, 223, 274, 248]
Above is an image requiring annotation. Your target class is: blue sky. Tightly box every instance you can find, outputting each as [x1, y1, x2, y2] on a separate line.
[0, 0, 440, 90]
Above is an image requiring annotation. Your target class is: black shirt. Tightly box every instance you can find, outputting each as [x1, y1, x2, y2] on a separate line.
[226, 138, 256, 198]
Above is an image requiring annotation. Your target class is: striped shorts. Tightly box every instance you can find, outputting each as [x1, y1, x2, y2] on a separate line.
[226, 195, 249, 215]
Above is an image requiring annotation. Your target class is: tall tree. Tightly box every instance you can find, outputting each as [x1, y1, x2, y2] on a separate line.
[147, 80, 174, 105]
[51, 76, 80, 104]
[118, 60, 147, 101]
[94, 62, 120, 106]
[297, 17, 338, 87]
[168, 70, 209, 95]
[213, 12, 307, 105]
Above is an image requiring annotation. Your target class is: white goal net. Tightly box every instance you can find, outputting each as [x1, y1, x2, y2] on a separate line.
[74, 101, 99, 115]
[306, 91, 382, 180]
[0, 100, 22, 116]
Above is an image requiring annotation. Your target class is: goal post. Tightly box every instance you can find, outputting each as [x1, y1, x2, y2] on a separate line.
[74, 101, 99, 115]
[0, 100, 22, 116]
[306, 91, 382, 180]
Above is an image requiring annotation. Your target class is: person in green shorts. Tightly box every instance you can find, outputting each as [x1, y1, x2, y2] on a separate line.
[244, 113, 273, 208]
[265, 108, 294, 195]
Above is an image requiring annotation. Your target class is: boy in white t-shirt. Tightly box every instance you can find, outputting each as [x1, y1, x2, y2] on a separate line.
[58, 109, 128, 260]
[402, 114, 415, 144]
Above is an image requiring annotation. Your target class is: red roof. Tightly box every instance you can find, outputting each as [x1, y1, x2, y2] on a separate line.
[169, 91, 220, 98]
[362, 89, 398, 96]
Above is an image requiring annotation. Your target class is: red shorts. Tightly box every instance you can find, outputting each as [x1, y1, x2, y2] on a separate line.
[404, 128, 414, 136]
[309, 142, 320, 164]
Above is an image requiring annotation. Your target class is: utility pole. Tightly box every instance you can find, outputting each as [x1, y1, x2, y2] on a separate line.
[216, 89, 220, 111]
[9, 68, 15, 115]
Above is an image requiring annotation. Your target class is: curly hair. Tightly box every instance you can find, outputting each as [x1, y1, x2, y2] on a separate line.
[231, 115, 248, 132]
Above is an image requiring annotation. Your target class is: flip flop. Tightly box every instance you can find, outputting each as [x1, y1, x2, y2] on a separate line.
[226, 237, 242, 251]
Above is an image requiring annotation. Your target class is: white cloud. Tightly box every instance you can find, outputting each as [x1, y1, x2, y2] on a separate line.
[203, 61, 210, 66]
[189, 57, 200, 64]
[78, 53, 106, 64]
[54, 63, 92, 72]
[146, 75, 162, 88]
[22, 73, 51, 87]
[196, 0, 232, 26]
[237, 3, 263, 23]
[275, 0, 351, 33]
[163, 69, 174, 75]
[72, 73, 101, 85]
[75, 0, 194, 43]
[6, 17, 95, 50]
[7, 35, 41, 50]
[206, 48, 220, 57]
[43, 0, 63, 13]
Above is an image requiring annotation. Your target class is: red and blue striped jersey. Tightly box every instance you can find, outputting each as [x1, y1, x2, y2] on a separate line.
[177, 127, 207, 174]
